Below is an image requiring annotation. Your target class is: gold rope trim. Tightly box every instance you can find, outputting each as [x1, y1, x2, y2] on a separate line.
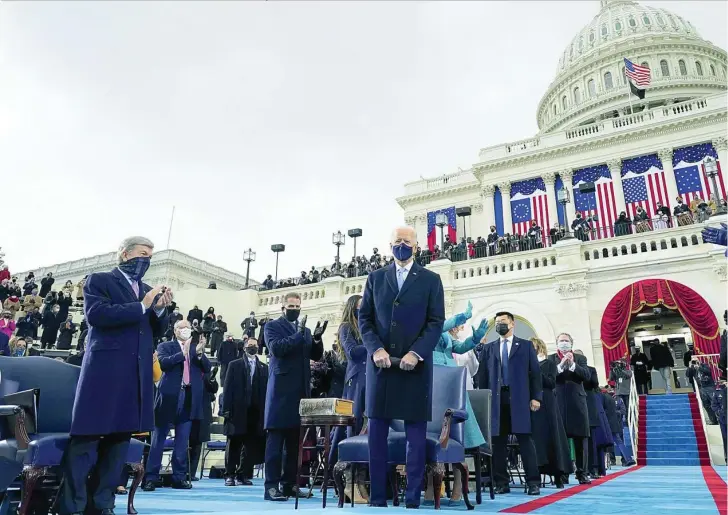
[601, 285, 635, 351]
[664, 281, 720, 341]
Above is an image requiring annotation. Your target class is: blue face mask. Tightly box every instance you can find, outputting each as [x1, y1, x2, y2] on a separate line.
[391, 243, 413, 262]
[118, 256, 151, 281]
[14, 348, 25, 357]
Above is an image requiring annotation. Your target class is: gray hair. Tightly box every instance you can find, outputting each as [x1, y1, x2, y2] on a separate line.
[117, 236, 154, 264]
[174, 319, 190, 330]
[556, 332, 573, 342]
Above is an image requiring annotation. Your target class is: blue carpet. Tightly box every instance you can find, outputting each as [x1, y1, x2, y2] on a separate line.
[128, 466, 724, 515]
[644, 394, 703, 466]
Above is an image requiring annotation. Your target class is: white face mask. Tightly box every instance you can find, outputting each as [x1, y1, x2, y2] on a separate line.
[557, 340, 572, 353]
[537, 353, 546, 362]
[178, 328, 192, 341]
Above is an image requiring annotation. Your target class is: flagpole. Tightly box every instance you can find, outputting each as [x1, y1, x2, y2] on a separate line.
[624, 66, 634, 116]
[164, 206, 175, 286]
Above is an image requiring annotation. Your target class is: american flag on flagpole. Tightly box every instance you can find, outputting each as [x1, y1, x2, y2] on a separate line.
[510, 178, 551, 238]
[573, 165, 617, 239]
[673, 143, 726, 205]
[624, 58, 651, 87]
[621, 154, 670, 218]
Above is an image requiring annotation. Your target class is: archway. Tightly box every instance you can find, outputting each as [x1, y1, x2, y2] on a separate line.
[599, 279, 721, 376]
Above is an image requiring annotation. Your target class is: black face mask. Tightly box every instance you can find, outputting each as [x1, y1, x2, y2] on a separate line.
[245, 346, 258, 356]
[284, 309, 300, 322]
[495, 323, 510, 336]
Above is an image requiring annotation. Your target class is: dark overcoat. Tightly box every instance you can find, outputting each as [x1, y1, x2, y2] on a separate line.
[222, 356, 268, 436]
[548, 353, 590, 437]
[359, 262, 445, 422]
[263, 315, 322, 429]
[341, 323, 367, 435]
[70, 268, 168, 435]
[531, 358, 572, 474]
[584, 365, 600, 427]
[155, 338, 211, 425]
[476, 335, 542, 436]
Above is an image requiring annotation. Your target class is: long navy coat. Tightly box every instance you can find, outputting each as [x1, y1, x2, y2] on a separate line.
[263, 315, 323, 429]
[548, 353, 590, 437]
[359, 262, 445, 423]
[476, 335, 542, 436]
[155, 339, 211, 426]
[70, 268, 168, 436]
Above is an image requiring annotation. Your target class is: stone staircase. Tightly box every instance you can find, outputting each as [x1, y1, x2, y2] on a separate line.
[637, 393, 710, 466]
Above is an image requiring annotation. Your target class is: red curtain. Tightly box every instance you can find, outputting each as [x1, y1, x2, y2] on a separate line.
[600, 279, 721, 376]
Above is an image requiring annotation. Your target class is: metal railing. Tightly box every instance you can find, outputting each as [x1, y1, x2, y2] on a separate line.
[691, 375, 715, 466]
[691, 353, 722, 383]
[627, 372, 640, 462]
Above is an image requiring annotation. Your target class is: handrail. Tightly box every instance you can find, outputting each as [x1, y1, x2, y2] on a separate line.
[627, 372, 639, 460]
[692, 375, 715, 466]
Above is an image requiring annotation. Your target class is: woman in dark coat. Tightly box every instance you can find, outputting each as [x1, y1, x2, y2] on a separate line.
[580, 357, 613, 478]
[531, 338, 572, 487]
[189, 367, 219, 480]
[39, 273, 54, 298]
[56, 291, 72, 320]
[324, 344, 347, 399]
[549, 333, 592, 485]
[40, 305, 62, 349]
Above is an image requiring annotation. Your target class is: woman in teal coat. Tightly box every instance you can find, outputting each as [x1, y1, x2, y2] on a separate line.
[425, 301, 489, 505]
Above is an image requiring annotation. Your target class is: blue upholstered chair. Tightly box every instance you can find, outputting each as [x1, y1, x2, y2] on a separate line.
[334, 365, 473, 510]
[0, 357, 146, 515]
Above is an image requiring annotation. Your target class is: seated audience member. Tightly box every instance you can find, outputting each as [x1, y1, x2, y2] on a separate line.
[2, 296, 20, 317]
[0, 310, 16, 338]
[142, 321, 211, 491]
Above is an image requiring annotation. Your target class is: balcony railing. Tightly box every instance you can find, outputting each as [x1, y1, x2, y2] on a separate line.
[477, 94, 725, 163]
[402, 169, 478, 196]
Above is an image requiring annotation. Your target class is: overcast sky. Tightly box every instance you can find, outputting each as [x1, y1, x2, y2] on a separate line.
[1, 1, 726, 282]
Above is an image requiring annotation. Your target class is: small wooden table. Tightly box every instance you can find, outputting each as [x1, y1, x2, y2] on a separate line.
[295, 415, 356, 509]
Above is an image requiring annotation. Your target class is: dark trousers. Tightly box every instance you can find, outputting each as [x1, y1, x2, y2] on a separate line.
[264, 427, 299, 491]
[571, 436, 588, 476]
[492, 389, 539, 487]
[188, 443, 202, 480]
[611, 432, 633, 464]
[145, 389, 192, 483]
[619, 394, 629, 422]
[635, 382, 649, 395]
[60, 432, 131, 515]
[588, 429, 606, 476]
[368, 418, 426, 507]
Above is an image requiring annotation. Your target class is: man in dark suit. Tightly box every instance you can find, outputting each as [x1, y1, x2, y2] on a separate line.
[263, 292, 325, 501]
[61, 236, 172, 515]
[222, 337, 268, 486]
[142, 319, 211, 491]
[476, 311, 542, 495]
[359, 226, 445, 509]
[241, 311, 258, 339]
[549, 333, 592, 484]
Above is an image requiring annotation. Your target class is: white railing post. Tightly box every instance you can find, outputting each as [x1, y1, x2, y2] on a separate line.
[627, 372, 639, 460]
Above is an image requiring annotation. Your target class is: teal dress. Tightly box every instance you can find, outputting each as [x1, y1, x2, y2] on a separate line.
[433, 312, 486, 449]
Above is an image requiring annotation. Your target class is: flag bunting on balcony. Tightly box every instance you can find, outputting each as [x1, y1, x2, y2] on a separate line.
[621, 153, 670, 216]
[600, 279, 720, 376]
[572, 164, 617, 240]
[673, 143, 726, 205]
[510, 178, 551, 243]
[426, 207, 457, 252]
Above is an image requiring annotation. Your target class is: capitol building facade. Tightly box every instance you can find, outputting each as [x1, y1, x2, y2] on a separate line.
[172, 0, 727, 383]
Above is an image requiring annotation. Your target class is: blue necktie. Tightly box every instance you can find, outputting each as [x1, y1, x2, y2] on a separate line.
[501, 339, 509, 386]
[397, 268, 406, 291]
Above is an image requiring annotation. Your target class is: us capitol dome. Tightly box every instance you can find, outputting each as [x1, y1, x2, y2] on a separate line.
[537, 0, 727, 134]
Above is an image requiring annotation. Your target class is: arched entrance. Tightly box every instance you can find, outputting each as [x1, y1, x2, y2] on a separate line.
[599, 279, 721, 376]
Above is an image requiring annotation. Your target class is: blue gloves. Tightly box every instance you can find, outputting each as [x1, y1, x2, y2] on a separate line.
[472, 318, 489, 344]
[702, 223, 728, 247]
[464, 300, 473, 319]
[454, 301, 474, 328]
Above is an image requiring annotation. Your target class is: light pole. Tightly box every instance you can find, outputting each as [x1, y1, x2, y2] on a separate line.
[348, 229, 362, 260]
[332, 231, 346, 276]
[435, 212, 448, 257]
[557, 187, 575, 240]
[271, 244, 285, 283]
[243, 248, 256, 289]
[703, 156, 726, 215]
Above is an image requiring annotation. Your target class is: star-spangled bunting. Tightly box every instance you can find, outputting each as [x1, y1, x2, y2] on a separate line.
[426, 206, 457, 251]
[673, 143, 726, 204]
[510, 178, 551, 242]
[621, 154, 670, 218]
[573, 165, 617, 239]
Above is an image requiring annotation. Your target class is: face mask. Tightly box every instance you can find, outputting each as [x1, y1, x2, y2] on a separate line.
[285, 309, 300, 322]
[353, 308, 360, 319]
[391, 243, 413, 261]
[245, 346, 258, 356]
[118, 256, 151, 281]
[14, 348, 25, 356]
[537, 353, 546, 362]
[178, 327, 192, 341]
[495, 323, 510, 336]
[557, 340, 572, 353]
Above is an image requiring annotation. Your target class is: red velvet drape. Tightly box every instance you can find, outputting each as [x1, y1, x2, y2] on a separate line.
[600, 279, 721, 376]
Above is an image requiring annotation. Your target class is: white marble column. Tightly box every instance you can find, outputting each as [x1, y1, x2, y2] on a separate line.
[607, 158, 627, 213]
[713, 137, 728, 197]
[413, 213, 428, 249]
[560, 169, 577, 225]
[657, 148, 680, 207]
[481, 184, 496, 231]
[542, 172, 559, 230]
[469, 202, 484, 240]
[499, 181, 512, 233]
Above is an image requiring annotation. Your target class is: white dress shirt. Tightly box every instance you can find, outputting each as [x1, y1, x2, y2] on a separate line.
[499, 337, 513, 356]
[118, 268, 166, 317]
[396, 260, 414, 283]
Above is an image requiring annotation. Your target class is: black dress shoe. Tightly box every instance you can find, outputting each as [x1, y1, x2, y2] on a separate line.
[225, 478, 236, 487]
[405, 504, 419, 509]
[282, 485, 311, 499]
[576, 474, 592, 485]
[191, 476, 199, 482]
[369, 502, 387, 508]
[494, 485, 511, 494]
[554, 478, 565, 489]
[172, 480, 193, 490]
[526, 484, 540, 496]
[236, 479, 253, 486]
[101, 510, 115, 515]
[141, 481, 156, 492]
[625, 460, 636, 466]
[264, 488, 288, 501]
